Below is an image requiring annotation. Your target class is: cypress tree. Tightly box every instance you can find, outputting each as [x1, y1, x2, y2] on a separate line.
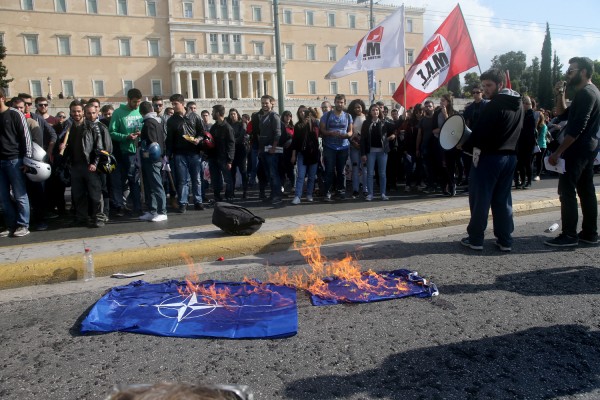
[0, 45, 13, 89]
[538, 23, 553, 109]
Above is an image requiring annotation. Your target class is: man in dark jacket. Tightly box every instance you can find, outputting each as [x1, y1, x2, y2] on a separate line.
[139, 101, 167, 222]
[207, 105, 235, 202]
[514, 96, 536, 189]
[460, 68, 524, 252]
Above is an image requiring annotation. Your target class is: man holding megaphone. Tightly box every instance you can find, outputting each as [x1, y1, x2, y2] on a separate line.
[458, 68, 524, 252]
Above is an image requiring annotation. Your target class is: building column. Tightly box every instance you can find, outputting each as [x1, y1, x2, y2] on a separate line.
[271, 72, 277, 98]
[235, 71, 242, 99]
[223, 71, 230, 99]
[211, 71, 218, 98]
[247, 72, 254, 98]
[258, 72, 264, 97]
[173, 71, 182, 95]
[199, 71, 206, 99]
[186, 71, 193, 99]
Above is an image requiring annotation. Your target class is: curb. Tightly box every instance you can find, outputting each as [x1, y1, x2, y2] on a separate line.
[0, 198, 561, 289]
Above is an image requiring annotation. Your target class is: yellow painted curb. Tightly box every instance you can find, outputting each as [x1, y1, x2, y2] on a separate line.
[0, 199, 561, 289]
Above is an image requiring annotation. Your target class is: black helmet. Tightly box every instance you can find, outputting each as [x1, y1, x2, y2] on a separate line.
[96, 150, 117, 174]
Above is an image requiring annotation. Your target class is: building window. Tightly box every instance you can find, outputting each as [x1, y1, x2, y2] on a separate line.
[252, 6, 262, 22]
[233, 34, 241, 54]
[327, 46, 337, 61]
[151, 79, 162, 96]
[348, 14, 356, 29]
[306, 44, 316, 61]
[146, 1, 156, 17]
[284, 44, 293, 60]
[207, 0, 216, 19]
[148, 39, 159, 57]
[123, 80, 133, 94]
[327, 12, 336, 27]
[119, 38, 131, 56]
[0, 33, 4, 47]
[30, 80, 42, 97]
[286, 80, 295, 95]
[24, 35, 39, 55]
[89, 37, 102, 56]
[57, 36, 71, 55]
[232, 0, 240, 20]
[55, 0, 67, 12]
[93, 80, 105, 96]
[185, 40, 196, 54]
[389, 82, 397, 95]
[222, 34, 230, 54]
[407, 49, 414, 64]
[220, 0, 228, 19]
[63, 80, 74, 97]
[86, 0, 97, 13]
[183, 2, 193, 18]
[306, 11, 314, 26]
[350, 81, 358, 95]
[253, 42, 264, 56]
[117, 0, 127, 15]
[406, 19, 413, 33]
[22, 0, 34, 11]
[308, 80, 316, 95]
[283, 9, 292, 24]
[330, 81, 338, 95]
[209, 34, 218, 53]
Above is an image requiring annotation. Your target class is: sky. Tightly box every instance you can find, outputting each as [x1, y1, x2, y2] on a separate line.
[386, 0, 600, 73]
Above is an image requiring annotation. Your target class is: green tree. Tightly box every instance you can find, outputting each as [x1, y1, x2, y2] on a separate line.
[462, 72, 481, 96]
[551, 51, 563, 86]
[538, 23, 553, 109]
[447, 75, 461, 98]
[592, 60, 600, 89]
[490, 50, 527, 90]
[531, 57, 540, 97]
[0, 45, 13, 89]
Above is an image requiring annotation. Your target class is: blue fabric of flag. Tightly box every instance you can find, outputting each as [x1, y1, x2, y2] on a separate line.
[309, 269, 438, 306]
[81, 280, 298, 339]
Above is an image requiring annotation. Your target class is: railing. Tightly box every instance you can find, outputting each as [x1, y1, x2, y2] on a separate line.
[172, 53, 276, 62]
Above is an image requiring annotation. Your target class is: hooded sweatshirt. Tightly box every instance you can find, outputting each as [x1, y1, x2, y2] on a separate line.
[109, 103, 142, 155]
[463, 88, 524, 155]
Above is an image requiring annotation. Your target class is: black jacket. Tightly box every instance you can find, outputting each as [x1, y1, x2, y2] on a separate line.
[64, 120, 103, 166]
[208, 120, 235, 163]
[166, 112, 205, 156]
[141, 114, 166, 156]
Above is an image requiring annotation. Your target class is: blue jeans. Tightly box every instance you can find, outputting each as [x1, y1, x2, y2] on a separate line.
[323, 146, 348, 194]
[366, 150, 388, 197]
[467, 154, 517, 247]
[559, 153, 598, 237]
[141, 159, 166, 215]
[295, 154, 318, 199]
[174, 153, 202, 205]
[259, 152, 281, 199]
[349, 147, 366, 193]
[0, 158, 30, 229]
[249, 147, 259, 186]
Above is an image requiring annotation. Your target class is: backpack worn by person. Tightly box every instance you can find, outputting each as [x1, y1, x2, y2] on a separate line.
[212, 202, 265, 235]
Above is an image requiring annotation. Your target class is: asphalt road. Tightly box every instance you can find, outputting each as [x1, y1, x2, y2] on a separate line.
[1, 209, 598, 400]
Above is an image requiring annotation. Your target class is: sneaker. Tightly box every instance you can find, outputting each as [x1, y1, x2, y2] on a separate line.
[324, 192, 333, 202]
[151, 214, 168, 222]
[291, 196, 301, 205]
[352, 191, 359, 199]
[544, 233, 578, 247]
[139, 212, 154, 221]
[381, 194, 389, 201]
[114, 207, 125, 217]
[495, 241, 512, 252]
[272, 197, 282, 205]
[0, 229, 12, 237]
[578, 231, 599, 244]
[93, 220, 105, 228]
[460, 237, 483, 250]
[533, 176, 540, 181]
[194, 203, 205, 211]
[177, 204, 187, 214]
[366, 194, 373, 201]
[13, 226, 30, 237]
[307, 196, 314, 202]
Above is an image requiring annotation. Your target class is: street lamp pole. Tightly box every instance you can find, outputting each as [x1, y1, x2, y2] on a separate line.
[273, 0, 285, 113]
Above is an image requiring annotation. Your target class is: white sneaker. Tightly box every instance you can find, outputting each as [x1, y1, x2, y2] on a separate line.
[307, 196, 313, 202]
[13, 226, 30, 237]
[0, 229, 11, 237]
[151, 214, 168, 222]
[366, 194, 373, 201]
[533, 176, 540, 181]
[381, 194, 389, 201]
[291, 196, 301, 205]
[139, 212, 154, 221]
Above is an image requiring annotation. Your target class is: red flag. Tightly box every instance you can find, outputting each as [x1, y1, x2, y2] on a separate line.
[393, 5, 478, 108]
[505, 70, 512, 89]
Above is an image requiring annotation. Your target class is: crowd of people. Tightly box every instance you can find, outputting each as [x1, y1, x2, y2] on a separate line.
[0, 59, 598, 244]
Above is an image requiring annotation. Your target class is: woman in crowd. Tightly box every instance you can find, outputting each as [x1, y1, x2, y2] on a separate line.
[533, 109, 550, 181]
[227, 108, 249, 199]
[279, 110, 295, 195]
[432, 94, 458, 196]
[290, 106, 320, 204]
[347, 99, 367, 199]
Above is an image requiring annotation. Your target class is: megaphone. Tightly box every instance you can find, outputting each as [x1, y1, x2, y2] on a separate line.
[440, 114, 472, 152]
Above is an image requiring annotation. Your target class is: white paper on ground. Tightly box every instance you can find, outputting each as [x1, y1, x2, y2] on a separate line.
[111, 272, 146, 279]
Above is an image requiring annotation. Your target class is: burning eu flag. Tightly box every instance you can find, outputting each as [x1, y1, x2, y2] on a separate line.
[81, 280, 298, 339]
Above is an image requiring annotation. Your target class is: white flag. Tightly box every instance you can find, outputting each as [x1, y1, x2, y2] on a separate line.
[325, 6, 405, 79]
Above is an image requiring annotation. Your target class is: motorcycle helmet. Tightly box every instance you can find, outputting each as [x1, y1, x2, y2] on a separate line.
[96, 150, 117, 174]
[202, 132, 215, 150]
[24, 157, 51, 182]
[31, 142, 47, 162]
[147, 142, 162, 163]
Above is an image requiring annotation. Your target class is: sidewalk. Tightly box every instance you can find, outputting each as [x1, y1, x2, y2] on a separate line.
[0, 186, 575, 289]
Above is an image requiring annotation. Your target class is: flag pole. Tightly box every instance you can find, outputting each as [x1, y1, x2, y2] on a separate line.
[457, 3, 482, 75]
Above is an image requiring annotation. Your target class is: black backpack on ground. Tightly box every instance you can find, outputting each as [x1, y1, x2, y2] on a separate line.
[212, 202, 265, 235]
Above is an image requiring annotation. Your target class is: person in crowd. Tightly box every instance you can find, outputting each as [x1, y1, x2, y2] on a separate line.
[459, 68, 524, 252]
[200, 109, 213, 131]
[279, 110, 295, 195]
[533, 108, 550, 181]
[432, 94, 459, 196]
[320, 94, 353, 201]
[227, 108, 249, 199]
[514, 96, 536, 189]
[164, 107, 174, 118]
[34, 96, 57, 126]
[207, 105, 235, 202]
[0, 87, 33, 237]
[401, 103, 423, 192]
[360, 104, 396, 201]
[256, 95, 282, 205]
[386, 107, 403, 192]
[416, 100, 437, 193]
[166, 94, 205, 213]
[290, 106, 320, 204]
[347, 99, 367, 199]
[109, 88, 143, 217]
[46, 111, 69, 218]
[545, 56, 599, 247]
[462, 85, 488, 191]
[320, 101, 332, 115]
[151, 95, 165, 117]
[138, 101, 167, 222]
[100, 104, 114, 127]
